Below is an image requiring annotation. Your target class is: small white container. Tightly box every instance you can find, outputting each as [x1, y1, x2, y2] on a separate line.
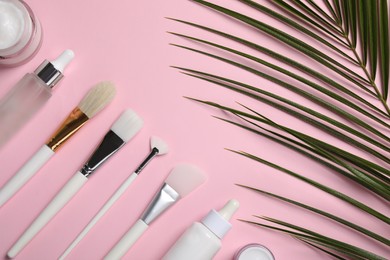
[163, 199, 239, 260]
[0, 0, 42, 66]
[234, 244, 275, 260]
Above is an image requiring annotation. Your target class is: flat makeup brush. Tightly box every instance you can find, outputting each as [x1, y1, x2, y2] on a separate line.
[104, 164, 207, 260]
[59, 136, 168, 260]
[7, 109, 144, 258]
[0, 81, 116, 207]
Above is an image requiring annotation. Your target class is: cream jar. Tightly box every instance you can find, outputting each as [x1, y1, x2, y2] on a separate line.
[0, 0, 42, 67]
[234, 244, 275, 260]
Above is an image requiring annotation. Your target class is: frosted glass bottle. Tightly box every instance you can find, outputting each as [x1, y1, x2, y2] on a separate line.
[0, 50, 74, 147]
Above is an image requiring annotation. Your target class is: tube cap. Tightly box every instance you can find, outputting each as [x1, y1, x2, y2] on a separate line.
[201, 199, 239, 239]
[34, 50, 74, 88]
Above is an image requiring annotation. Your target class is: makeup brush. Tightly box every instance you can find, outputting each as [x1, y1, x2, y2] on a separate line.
[0, 81, 116, 207]
[104, 164, 207, 260]
[7, 109, 144, 258]
[59, 136, 169, 260]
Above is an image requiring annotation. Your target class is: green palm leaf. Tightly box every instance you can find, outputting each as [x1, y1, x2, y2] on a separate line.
[241, 218, 386, 259]
[172, 44, 390, 140]
[191, 0, 370, 86]
[170, 33, 390, 127]
[272, 0, 346, 43]
[177, 67, 390, 154]
[171, 0, 390, 256]
[239, 0, 356, 63]
[257, 216, 387, 260]
[237, 185, 390, 245]
[298, 239, 347, 260]
[324, 0, 341, 25]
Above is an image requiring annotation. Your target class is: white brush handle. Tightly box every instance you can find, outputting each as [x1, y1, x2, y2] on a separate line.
[7, 171, 88, 258]
[0, 145, 54, 207]
[59, 172, 139, 260]
[104, 219, 148, 260]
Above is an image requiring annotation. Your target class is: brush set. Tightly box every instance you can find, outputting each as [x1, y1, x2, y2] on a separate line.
[0, 52, 239, 260]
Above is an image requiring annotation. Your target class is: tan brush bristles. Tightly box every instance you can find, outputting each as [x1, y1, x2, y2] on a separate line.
[78, 81, 116, 118]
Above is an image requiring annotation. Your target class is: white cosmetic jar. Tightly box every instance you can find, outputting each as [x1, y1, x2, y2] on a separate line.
[0, 0, 42, 67]
[234, 244, 275, 260]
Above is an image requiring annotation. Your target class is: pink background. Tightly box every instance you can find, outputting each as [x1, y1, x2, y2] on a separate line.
[0, 0, 389, 259]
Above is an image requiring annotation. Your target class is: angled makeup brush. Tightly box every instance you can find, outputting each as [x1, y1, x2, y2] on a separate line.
[0, 81, 116, 207]
[7, 109, 144, 258]
[59, 136, 169, 260]
[104, 164, 207, 260]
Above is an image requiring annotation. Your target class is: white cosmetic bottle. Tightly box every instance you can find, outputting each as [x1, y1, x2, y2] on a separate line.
[163, 199, 239, 260]
[0, 50, 74, 147]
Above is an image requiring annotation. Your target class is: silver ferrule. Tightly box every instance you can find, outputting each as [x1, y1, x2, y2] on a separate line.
[34, 60, 63, 88]
[134, 147, 159, 175]
[141, 183, 180, 225]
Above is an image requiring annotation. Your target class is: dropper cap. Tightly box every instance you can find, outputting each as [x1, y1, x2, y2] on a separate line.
[34, 49, 74, 88]
[201, 199, 239, 239]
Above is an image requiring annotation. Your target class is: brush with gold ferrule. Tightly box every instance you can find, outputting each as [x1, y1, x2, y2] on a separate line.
[7, 109, 144, 259]
[0, 82, 116, 207]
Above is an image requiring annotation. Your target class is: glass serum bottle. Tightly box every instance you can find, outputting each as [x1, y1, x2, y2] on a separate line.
[0, 49, 74, 147]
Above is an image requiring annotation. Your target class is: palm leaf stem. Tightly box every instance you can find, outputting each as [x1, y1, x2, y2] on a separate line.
[172, 44, 390, 140]
[237, 185, 390, 246]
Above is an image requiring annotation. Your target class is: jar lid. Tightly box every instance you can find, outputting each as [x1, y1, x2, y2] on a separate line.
[234, 244, 275, 260]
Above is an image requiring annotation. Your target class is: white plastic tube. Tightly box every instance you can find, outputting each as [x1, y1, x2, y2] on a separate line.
[0, 145, 54, 207]
[104, 219, 149, 260]
[7, 171, 88, 258]
[59, 172, 138, 260]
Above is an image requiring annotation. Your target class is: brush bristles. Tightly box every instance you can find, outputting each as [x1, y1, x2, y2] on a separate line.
[151, 136, 169, 155]
[78, 81, 116, 118]
[165, 164, 207, 197]
[111, 109, 144, 142]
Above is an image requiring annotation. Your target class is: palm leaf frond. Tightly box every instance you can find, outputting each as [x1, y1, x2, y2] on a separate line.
[170, 0, 390, 256]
